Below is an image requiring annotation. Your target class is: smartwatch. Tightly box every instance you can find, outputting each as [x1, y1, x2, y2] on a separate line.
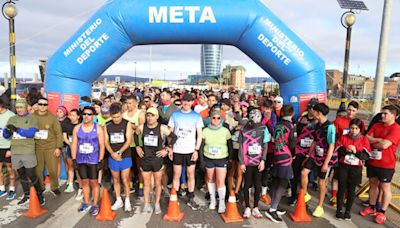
[116, 151, 122, 156]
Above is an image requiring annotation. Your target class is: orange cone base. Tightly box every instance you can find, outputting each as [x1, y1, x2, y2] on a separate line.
[23, 208, 48, 218]
[290, 213, 312, 222]
[96, 211, 117, 221]
[221, 213, 243, 223]
[163, 212, 184, 222]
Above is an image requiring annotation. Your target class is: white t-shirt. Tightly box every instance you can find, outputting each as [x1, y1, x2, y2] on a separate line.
[194, 104, 208, 114]
[168, 110, 203, 154]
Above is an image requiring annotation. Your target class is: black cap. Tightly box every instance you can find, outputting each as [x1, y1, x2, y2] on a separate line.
[308, 98, 319, 109]
[182, 93, 194, 101]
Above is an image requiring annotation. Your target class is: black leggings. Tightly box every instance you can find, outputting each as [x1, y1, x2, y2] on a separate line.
[243, 166, 262, 208]
[17, 167, 42, 196]
[270, 176, 288, 210]
[290, 154, 306, 199]
[337, 165, 361, 213]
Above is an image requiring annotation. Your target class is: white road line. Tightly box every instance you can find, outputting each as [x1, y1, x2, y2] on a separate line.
[0, 197, 27, 225]
[36, 196, 84, 228]
[323, 209, 359, 228]
[118, 205, 153, 228]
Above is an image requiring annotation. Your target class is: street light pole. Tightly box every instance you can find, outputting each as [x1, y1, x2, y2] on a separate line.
[2, 1, 18, 110]
[338, 11, 356, 116]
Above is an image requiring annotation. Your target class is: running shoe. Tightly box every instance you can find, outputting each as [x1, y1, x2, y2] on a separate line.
[360, 206, 376, 217]
[312, 205, 324, 217]
[243, 207, 251, 218]
[209, 200, 216, 210]
[111, 199, 124, 211]
[335, 211, 344, 220]
[205, 192, 210, 201]
[260, 194, 271, 205]
[124, 199, 132, 212]
[252, 207, 263, 219]
[154, 203, 162, 214]
[64, 183, 75, 193]
[38, 194, 45, 206]
[78, 203, 91, 213]
[277, 210, 286, 216]
[138, 187, 144, 197]
[218, 201, 226, 214]
[0, 190, 7, 197]
[89, 205, 99, 216]
[187, 198, 200, 211]
[142, 203, 152, 214]
[6, 191, 16, 200]
[18, 195, 29, 205]
[75, 188, 83, 201]
[361, 199, 369, 207]
[344, 211, 351, 221]
[289, 197, 297, 207]
[59, 179, 67, 187]
[265, 210, 283, 223]
[375, 212, 386, 224]
[304, 192, 311, 203]
[330, 196, 337, 206]
[52, 189, 61, 195]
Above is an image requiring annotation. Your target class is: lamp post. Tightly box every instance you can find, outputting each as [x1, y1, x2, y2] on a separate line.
[338, 11, 356, 116]
[134, 61, 137, 86]
[2, 0, 18, 110]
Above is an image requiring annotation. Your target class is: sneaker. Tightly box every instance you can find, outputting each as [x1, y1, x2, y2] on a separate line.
[375, 212, 386, 224]
[6, 191, 16, 200]
[312, 182, 318, 191]
[75, 188, 83, 201]
[38, 195, 45, 206]
[129, 187, 135, 193]
[252, 207, 263, 218]
[0, 190, 7, 197]
[142, 203, 152, 214]
[89, 205, 99, 216]
[330, 196, 337, 206]
[138, 187, 144, 197]
[265, 210, 283, 223]
[360, 206, 376, 217]
[261, 194, 271, 205]
[205, 192, 210, 201]
[344, 211, 351, 221]
[362, 199, 369, 207]
[124, 200, 132, 212]
[289, 198, 297, 207]
[218, 201, 226, 214]
[304, 192, 311, 203]
[78, 203, 91, 213]
[243, 207, 251, 218]
[18, 196, 29, 205]
[64, 184, 75, 193]
[209, 200, 216, 210]
[167, 183, 173, 189]
[59, 179, 67, 187]
[277, 210, 286, 216]
[178, 189, 186, 198]
[111, 199, 124, 211]
[52, 189, 61, 195]
[187, 198, 200, 211]
[336, 211, 344, 220]
[154, 203, 162, 214]
[312, 205, 324, 217]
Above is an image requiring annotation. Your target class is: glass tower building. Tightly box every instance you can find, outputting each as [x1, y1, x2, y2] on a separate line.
[201, 44, 223, 77]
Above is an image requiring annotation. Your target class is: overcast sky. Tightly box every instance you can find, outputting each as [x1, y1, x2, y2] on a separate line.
[0, 0, 398, 80]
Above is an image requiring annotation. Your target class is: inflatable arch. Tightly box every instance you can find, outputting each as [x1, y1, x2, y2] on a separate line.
[45, 0, 326, 115]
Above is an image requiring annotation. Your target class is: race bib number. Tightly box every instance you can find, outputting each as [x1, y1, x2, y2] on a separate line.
[79, 143, 94, 154]
[343, 128, 350, 135]
[34, 130, 48, 140]
[12, 131, 26, 139]
[248, 143, 262, 155]
[208, 146, 223, 157]
[344, 154, 360, 165]
[177, 128, 192, 138]
[300, 137, 313, 148]
[110, 132, 125, 144]
[144, 134, 158, 147]
[371, 149, 382, 160]
[316, 146, 324, 157]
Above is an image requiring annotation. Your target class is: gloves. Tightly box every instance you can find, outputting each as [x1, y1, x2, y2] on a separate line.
[98, 160, 104, 171]
[4, 128, 12, 136]
[72, 159, 78, 170]
[6, 124, 18, 133]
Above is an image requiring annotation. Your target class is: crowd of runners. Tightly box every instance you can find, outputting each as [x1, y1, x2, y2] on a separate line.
[0, 86, 399, 225]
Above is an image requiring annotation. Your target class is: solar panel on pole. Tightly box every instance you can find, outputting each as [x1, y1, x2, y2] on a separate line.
[337, 0, 368, 10]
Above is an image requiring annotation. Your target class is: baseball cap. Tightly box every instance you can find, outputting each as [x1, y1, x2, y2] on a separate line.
[146, 107, 159, 116]
[222, 92, 229, 99]
[101, 104, 110, 115]
[274, 96, 283, 104]
[308, 98, 319, 109]
[182, 93, 194, 101]
[15, 99, 28, 107]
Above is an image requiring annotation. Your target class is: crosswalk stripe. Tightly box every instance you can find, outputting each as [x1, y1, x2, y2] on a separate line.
[118, 205, 153, 228]
[0, 197, 26, 225]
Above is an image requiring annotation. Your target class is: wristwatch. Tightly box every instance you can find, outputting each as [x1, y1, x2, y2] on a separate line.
[116, 151, 122, 156]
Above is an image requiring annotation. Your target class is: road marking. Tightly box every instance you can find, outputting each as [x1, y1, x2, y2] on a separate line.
[36, 196, 84, 228]
[323, 209, 358, 228]
[0, 197, 27, 225]
[118, 205, 153, 228]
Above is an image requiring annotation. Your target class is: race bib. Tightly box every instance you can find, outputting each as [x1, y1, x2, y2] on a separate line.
[79, 143, 94, 154]
[248, 143, 262, 155]
[371, 149, 382, 160]
[177, 128, 192, 138]
[110, 132, 125, 144]
[12, 131, 26, 139]
[344, 154, 360, 165]
[208, 146, 223, 157]
[144, 134, 158, 147]
[316, 146, 324, 157]
[34, 130, 48, 140]
[343, 128, 350, 135]
[0, 129, 3, 138]
[300, 137, 313, 148]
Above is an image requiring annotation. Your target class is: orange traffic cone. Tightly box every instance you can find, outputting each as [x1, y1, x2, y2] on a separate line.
[96, 188, 117, 221]
[23, 186, 48, 218]
[261, 193, 271, 205]
[221, 190, 243, 223]
[44, 176, 50, 185]
[290, 188, 312, 222]
[163, 188, 184, 222]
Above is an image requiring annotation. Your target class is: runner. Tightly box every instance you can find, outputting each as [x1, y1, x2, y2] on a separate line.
[201, 109, 232, 213]
[239, 109, 270, 219]
[335, 118, 371, 220]
[2, 99, 44, 205]
[361, 105, 400, 224]
[33, 97, 64, 195]
[135, 107, 177, 214]
[300, 103, 337, 217]
[168, 93, 203, 210]
[71, 106, 105, 215]
[0, 98, 16, 200]
[105, 103, 133, 212]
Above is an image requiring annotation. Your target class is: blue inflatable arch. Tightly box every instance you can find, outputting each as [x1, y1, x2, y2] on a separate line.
[45, 0, 326, 115]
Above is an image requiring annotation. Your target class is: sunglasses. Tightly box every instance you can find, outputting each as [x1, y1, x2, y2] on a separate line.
[38, 103, 48, 106]
[82, 112, 93, 116]
[174, 103, 182, 106]
[274, 101, 281, 103]
[212, 117, 221, 120]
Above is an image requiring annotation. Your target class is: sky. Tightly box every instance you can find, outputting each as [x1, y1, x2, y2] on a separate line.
[0, 0, 398, 80]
